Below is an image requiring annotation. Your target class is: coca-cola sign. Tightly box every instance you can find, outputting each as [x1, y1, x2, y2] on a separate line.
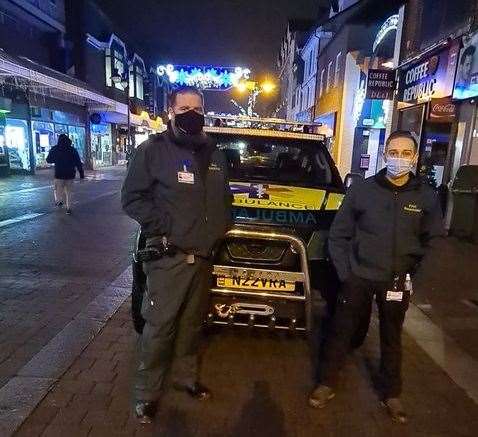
[428, 97, 456, 122]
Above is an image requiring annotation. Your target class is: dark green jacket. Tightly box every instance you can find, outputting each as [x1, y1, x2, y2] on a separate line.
[329, 169, 444, 282]
[121, 130, 232, 257]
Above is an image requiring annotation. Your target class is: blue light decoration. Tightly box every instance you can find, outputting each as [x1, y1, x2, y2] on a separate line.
[156, 64, 251, 90]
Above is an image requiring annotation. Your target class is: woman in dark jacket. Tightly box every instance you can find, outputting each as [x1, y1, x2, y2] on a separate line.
[46, 134, 84, 214]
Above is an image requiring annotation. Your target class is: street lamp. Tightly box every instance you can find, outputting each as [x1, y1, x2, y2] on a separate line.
[234, 80, 276, 116]
[111, 65, 132, 155]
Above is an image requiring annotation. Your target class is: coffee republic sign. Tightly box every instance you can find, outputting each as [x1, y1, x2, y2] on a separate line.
[398, 43, 460, 104]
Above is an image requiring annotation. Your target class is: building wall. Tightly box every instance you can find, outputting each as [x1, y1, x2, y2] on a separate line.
[297, 33, 319, 121]
[24, 0, 65, 24]
[0, 0, 66, 69]
[400, 0, 475, 62]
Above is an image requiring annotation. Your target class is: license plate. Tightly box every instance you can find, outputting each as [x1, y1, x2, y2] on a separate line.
[216, 276, 295, 291]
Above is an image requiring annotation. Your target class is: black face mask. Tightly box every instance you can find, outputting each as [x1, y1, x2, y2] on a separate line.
[174, 110, 205, 135]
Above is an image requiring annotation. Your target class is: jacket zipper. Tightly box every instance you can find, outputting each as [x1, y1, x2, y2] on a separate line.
[392, 191, 398, 278]
[193, 150, 208, 225]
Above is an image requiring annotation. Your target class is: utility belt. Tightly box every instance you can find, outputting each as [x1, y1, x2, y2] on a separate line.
[137, 237, 196, 264]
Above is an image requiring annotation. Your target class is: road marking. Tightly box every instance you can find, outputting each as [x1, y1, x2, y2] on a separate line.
[0, 213, 44, 228]
[0, 266, 132, 436]
[0, 190, 118, 228]
[404, 304, 478, 404]
[0, 185, 52, 196]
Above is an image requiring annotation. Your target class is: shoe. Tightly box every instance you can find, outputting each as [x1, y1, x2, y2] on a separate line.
[308, 384, 335, 408]
[382, 398, 408, 424]
[66, 209, 72, 215]
[134, 400, 157, 424]
[55, 201, 63, 207]
[173, 382, 211, 401]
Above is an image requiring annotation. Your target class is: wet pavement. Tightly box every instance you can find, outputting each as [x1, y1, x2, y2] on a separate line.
[0, 167, 478, 436]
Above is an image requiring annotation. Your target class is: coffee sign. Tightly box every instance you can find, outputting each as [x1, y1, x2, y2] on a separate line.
[428, 97, 456, 123]
[366, 69, 396, 100]
[398, 43, 460, 104]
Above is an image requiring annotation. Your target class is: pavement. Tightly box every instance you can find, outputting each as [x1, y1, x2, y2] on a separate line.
[1, 167, 478, 436]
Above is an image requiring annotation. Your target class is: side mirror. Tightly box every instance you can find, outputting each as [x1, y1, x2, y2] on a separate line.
[344, 172, 363, 190]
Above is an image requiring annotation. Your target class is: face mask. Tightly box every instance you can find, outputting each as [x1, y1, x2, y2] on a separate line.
[174, 110, 204, 135]
[386, 157, 415, 178]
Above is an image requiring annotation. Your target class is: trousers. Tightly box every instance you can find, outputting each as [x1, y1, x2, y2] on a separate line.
[134, 252, 211, 401]
[320, 274, 410, 398]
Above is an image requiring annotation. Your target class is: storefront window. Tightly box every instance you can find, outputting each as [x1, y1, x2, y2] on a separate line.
[68, 126, 86, 162]
[91, 123, 113, 168]
[32, 121, 55, 168]
[5, 118, 30, 171]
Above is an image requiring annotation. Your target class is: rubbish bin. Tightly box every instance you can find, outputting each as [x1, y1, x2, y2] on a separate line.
[450, 165, 478, 241]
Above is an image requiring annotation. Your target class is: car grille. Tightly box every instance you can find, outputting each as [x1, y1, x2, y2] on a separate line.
[227, 239, 286, 262]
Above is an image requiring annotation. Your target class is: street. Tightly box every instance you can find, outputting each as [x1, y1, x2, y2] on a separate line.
[0, 167, 477, 436]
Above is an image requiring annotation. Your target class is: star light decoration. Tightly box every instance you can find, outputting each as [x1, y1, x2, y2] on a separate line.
[156, 64, 251, 90]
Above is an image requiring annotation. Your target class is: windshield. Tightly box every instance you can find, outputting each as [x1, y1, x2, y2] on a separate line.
[215, 134, 341, 188]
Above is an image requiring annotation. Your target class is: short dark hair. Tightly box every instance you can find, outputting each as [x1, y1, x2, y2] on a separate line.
[385, 130, 419, 152]
[167, 85, 204, 108]
[461, 45, 476, 64]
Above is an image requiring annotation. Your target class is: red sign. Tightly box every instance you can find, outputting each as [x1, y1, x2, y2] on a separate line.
[428, 97, 456, 123]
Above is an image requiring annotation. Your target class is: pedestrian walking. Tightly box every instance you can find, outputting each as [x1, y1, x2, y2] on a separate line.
[121, 85, 232, 424]
[309, 131, 444, 423]
[46, 134, 84, 215]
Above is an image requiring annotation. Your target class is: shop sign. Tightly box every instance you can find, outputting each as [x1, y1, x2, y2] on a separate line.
[366, 69, 396, 100]
[398, 43, 460, 104]
[428, 97, 456, 123]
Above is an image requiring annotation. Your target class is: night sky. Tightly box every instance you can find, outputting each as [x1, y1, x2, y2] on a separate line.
[97, 0, 322, 114]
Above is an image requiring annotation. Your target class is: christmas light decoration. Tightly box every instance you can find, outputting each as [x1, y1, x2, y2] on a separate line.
[156, 64, 251, 90]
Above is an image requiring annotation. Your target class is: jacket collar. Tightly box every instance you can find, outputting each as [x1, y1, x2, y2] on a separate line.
[374, 168, 421, 192]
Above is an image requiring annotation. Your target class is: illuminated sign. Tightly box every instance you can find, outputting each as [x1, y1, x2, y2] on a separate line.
[373, 14, 399, 53]
[156, 64, 251, 90]
[398, 43, 460, 104]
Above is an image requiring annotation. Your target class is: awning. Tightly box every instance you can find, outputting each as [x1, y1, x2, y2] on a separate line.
[0, 50, 127, 114]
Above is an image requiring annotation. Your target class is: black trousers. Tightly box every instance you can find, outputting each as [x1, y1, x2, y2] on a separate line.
[320, 274, 410, 398]
[134, 253, 212, 402]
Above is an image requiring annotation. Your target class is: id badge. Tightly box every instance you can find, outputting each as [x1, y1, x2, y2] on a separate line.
[386, 290, 403, 302]
[178, 171, 195, 184]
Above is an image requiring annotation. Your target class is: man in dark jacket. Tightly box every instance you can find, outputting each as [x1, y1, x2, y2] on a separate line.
[309, 131, 443, 423]
[46, 134, 84, 215]
[121, 85, 232, 424]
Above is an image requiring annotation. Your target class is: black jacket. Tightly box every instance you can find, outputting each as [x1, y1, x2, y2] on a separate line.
[329, 169, 444, 282]
[121, 130, 232, 258]
[46, 145, 84, 180]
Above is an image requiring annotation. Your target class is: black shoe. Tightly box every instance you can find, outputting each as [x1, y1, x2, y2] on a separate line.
[308, 384, 335, 408]
[382, 398, 408, 424]
[66, 209, 72, 215]
[55, 201, 63, 207]
[134, 401, 157, 424]
[174, 382, 211, 401]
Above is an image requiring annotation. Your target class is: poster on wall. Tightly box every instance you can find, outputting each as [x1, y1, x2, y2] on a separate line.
[453, 30, 478, 100]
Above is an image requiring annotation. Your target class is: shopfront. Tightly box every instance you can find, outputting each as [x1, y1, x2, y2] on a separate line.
[396, 42, 460, 187]
[451, 29, 478, 179]
[91, 123, 113, 168]
[31, 108, 87, 169]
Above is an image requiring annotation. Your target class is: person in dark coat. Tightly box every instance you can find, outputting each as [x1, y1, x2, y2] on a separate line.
[46, 134, 84, 214]
[121, 85, 232, 424]
[309, 131, 444, 424]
